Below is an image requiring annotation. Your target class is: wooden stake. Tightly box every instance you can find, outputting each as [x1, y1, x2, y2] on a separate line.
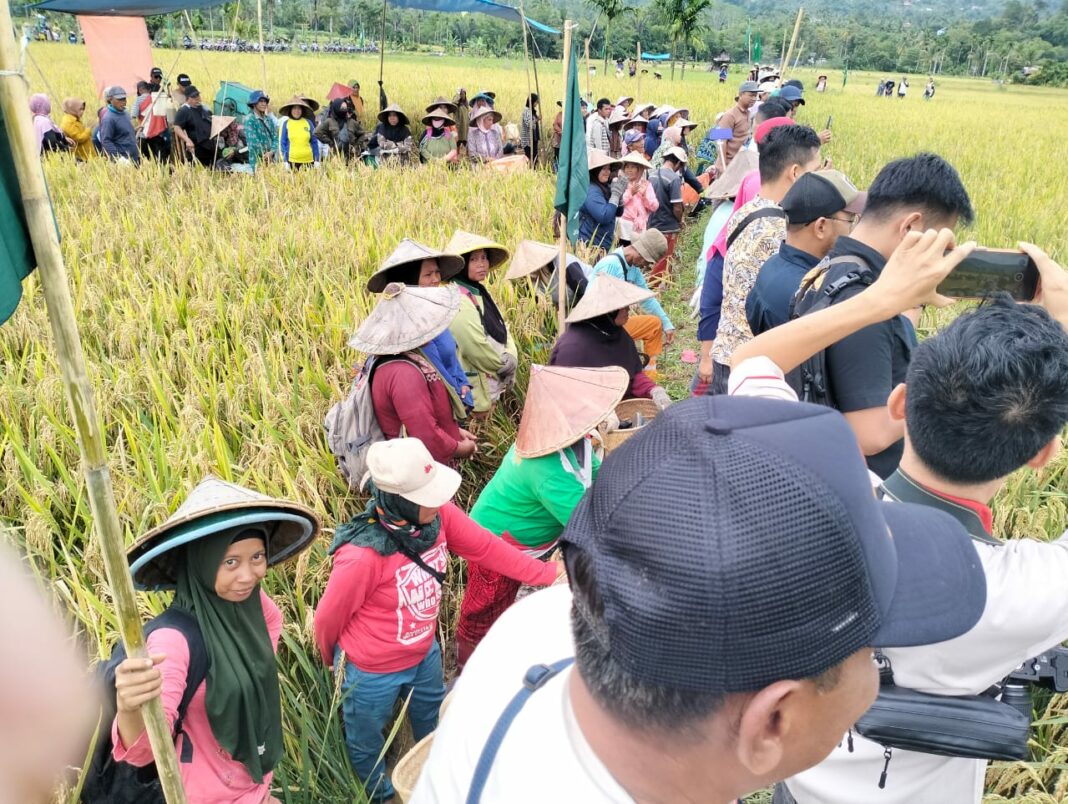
[378, 0, 387, 87]
[635, 39, 641, 101]
[781, 8, 803, 80]
[0, 4, 188, 804]
[559, 19, 572, 333]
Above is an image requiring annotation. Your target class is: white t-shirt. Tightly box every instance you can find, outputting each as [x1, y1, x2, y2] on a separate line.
[728, 359, 1068, 804]
[410, 586, 634, 803]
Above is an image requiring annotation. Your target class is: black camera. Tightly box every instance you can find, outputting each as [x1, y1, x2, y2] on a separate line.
[1001, 646, 1068, 721]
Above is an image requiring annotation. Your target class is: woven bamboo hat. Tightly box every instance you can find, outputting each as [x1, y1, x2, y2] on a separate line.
[391, 690, 455, 801]
[516, 365, 629, 458]
[587, 148, 621, 171]
[620, 151, 652, 169]
[615, 95, 634, 109]
[279, 96, 315, 117]
[377, 103, 410, 126]
[652, 104, 676, 120]
[623, 114, 649, 131]
[348, 282, 461, 354]
[607, 106, 630, 127]
[505, 239, 558, 281]
[421, 108, 456, 127]
[632, 102, 656, 119]
[210, 115, 236, 138]
[126, 477, 321, 590]
[424, 96, 459, 116]
[367, 238, 465, 293]
[469, 106, 503, 127]
[445, 230, 510, 271]
[565, 273, 653, 324]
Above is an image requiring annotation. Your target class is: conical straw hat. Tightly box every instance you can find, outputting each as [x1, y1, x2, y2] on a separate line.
[607, 106, 630, 127]
[349, 282, 460, 355]
[279, 96, 315, 117]
[620, 151, 652, 169]
[469, 106, 503, 127]
[566, 273, 653, 324]
[425, 96, 459, 115]
[516, 365, 630, 458]
[421, 109, 456, 127]
[377, 103, 410, 126]
[623, 114, 649, 131]
[445, 230, 510, 271]
[587, 149, 621, 171]
[367, 238, 465, 293]
[632, 102, 656, 119]
[615, 95, 634, 109]
[126, 476, 322, 590]
[505, 239, 558, 281]
[210, 115, 235, 138]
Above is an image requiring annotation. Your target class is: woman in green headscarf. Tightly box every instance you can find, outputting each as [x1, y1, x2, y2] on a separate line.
[112, 477, 320, 804]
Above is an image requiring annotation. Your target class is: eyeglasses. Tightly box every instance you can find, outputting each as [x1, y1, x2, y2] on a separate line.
[829, 213, 859, 225]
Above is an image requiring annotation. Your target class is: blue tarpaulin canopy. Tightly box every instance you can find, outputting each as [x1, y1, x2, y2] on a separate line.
[641, 52, 671, 60]
[34, 0, 559, 32]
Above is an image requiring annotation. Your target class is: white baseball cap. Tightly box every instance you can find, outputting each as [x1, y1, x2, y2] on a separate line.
[365, 438, 462, 508]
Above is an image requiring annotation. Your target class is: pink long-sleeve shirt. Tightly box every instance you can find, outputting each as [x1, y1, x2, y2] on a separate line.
[111, 591, 282, 804]
[621, 179, 659, 235]
[314, 502, 557, 673]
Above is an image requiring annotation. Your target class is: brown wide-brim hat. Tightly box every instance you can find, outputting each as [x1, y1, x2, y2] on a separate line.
[445, 230, 510, 271]
[587, 148, 621, 172]
[349, 282, 461, 355]
[425, 96, 459, 116]
[469, 106, 503, 127]
[377, 103, 410, 126]
[126, 477, 322, 590]
[566, 273, 653, 324]
[279, 96, 315, 117]
[367, 238, 466, 293]
[210, 115, 236, 139]
[607, 106, 630, 127]
[505, 239, 559, 281]
[516, 364, 629, 458]
[620, 151, 652, 169]
[421, 109, 456, 127]
[302, 95, 321, 112]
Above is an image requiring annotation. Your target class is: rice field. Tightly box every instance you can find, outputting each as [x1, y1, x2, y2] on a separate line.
[6, 41, 1068, 802]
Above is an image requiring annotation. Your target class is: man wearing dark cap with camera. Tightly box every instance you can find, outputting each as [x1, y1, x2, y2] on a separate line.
[747, 169, 866, 336]
[718, 80, 760, 165]
[172, 85, 214, 166]
[411, 358, 987, 801]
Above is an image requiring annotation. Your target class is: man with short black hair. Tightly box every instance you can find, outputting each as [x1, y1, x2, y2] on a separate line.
[718, 80, 759, 165]
[701, 124, 822, 394]
[585, 97, 612, 152]
[810, 152, 973, 478]
[747, 170, 866, 335]
[412, 374, 987, 802]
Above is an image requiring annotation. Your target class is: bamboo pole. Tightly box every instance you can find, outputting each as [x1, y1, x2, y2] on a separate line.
[635, 40, 641, 101]
[256, 0, 268, 89]
[0, 4, 188, 804]
[525, 16, 544, 165]
[584, 35, 591, 102]
[519, 3, 534, 163]
[781, 8, 803, 80]
[378, 0, 387, 87]
[558, 19, 572, 333]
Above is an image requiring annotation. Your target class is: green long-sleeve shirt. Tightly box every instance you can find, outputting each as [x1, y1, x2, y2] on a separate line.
[449, 282, 518, 412]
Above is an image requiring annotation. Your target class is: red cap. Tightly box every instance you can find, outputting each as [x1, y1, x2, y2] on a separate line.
[755, 116, 795, 145]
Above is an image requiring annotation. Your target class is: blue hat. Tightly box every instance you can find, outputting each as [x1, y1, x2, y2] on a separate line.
[560, 396, 987, 694]
[470, 92, 495, 107]
[247, 90, 270, 107]
[780, 85, 805, 105]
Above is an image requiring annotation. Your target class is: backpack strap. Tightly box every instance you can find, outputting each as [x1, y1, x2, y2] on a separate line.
[725, 206, 786, 252]
[144, 608, 209, 763]
[384, 531, 447, 585]
[466, 658, 576, 804]
[789, 255, 875, 320]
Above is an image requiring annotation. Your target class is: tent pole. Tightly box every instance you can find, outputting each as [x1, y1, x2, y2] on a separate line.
[378, 0, 387, 88]
[0, 5, 188, 804]
[256, 0, 268, 88]
[519, 3, 533, 163]
[635, 40, 641, 102]
[558, 18, 572, 333]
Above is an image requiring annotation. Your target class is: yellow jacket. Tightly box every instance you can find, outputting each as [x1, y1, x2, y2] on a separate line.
[60, 113, 96, 161]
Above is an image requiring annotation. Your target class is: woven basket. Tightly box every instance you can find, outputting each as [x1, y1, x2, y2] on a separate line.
[600, 398, 659, 453]
[391, 690, 454, 802]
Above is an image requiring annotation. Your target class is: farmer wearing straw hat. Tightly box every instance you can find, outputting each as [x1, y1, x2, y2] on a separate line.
[578, 149, 626, 252]
[621, 113, 649, 157]
[454, 364, 629, 671]
[367, 238, 474, 412]
[244, 91, 277, 169]
[352, 282, 478, 464]
[420, 105, 459, 164]
[371, 103, 415, 165]
[618, 151, 658, 244]
[314, 437, 562, 804]
[277, 96, 320, 169]
[606, 104, 629, 159]
[445, 230, 518, 415]
[551, 273, 672, 408]
[109, 477, 320, 804]
[467, 106, 504, 163]
[506, 239, 592, 311]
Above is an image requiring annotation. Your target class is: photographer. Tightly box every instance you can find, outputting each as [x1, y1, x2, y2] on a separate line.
[729, 233, 1068, 804]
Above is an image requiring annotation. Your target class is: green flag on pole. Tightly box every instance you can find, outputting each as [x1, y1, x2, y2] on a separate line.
[753, 33, 763, 63]
[553, 36, 588, 243]
[0, 103, 36, 326]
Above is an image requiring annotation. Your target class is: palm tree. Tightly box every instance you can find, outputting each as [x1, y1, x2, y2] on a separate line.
[588, 0, 627, 74]
[673, 0, 712, 79]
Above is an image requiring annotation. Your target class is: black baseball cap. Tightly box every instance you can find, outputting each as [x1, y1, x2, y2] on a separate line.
[184, 85, 200, 98]
[782, 170, 868, 226]
[150, 66, 163, 78]
[561, 396, 986, 694]
[176, 73, 191, 87]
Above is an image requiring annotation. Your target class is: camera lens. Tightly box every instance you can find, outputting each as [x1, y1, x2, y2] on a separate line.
[1014, 272, 1025, 282]
[1001, 681, 1033, 722]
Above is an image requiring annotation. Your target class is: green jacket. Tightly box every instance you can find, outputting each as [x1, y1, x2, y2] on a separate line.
[449, 282, 518, 412]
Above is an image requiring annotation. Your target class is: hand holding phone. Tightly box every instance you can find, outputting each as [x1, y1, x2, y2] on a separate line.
[937, 248, 1039, 301]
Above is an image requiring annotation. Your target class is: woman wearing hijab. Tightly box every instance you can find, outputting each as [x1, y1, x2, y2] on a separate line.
[454, 364, 627, 670]
[606, 104, 629, 159]
[577, 149, 625, 253]
[314, 97, 364, 161]
[419, 106, 458, 164]
[372, 103, 415, 164]
[453, 88, 470, 149]
[445, 231, 519, 415]
[466, 106, 504, 163]
[618, 151, 658, 244]
[650, 123, 683, 169]
[314, 437, 560, 803]
[111, 478, 320, 804]
[550, 273, 672, 409]
[59, 97, 95, 161]
[29, 94, 69, 155]
[622, 114, 648, 157]
[367, 239, 474, 412]
[278, 96, 320, 169]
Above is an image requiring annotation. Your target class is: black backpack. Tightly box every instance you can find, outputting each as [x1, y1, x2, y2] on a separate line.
[41, 128, 70, 153]
[80, 607, 208, 804]
[786, 254, 876, 407]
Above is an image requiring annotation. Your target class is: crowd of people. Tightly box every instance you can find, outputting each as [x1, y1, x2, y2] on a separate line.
[69, 66, 1068, 804]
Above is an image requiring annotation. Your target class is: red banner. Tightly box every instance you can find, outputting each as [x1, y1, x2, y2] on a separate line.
[77, 15, 152, 100]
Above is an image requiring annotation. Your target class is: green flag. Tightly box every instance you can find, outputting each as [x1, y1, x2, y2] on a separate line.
[0, 102, 36, 326]
[553, 37, 588, 243]
[753, 33, 763, 63]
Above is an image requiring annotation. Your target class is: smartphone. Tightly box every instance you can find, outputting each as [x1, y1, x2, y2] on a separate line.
[825, 114, 833, 130]
[937, 248, 1039, 301]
